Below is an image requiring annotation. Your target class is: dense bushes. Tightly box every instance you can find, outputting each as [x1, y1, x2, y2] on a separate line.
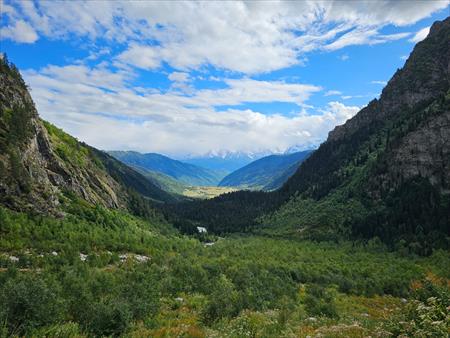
[304, 284, 338, 318]
[384, 276, 450, 336]
[0, 205, 449, 336]
[0, 273, 63, 335]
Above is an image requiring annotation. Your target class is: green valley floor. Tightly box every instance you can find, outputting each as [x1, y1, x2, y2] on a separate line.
[0, 205, 449, 337]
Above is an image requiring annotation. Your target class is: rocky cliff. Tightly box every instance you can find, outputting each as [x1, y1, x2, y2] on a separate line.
[329, 19, 449, 143]
[0, 56, 174, 215]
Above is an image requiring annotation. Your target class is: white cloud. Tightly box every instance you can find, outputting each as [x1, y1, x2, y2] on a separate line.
[325, 90, 342, 96]
[409, 26, 431, 43]
[0, 19, 38, 43]
[371, 80, 387, 85]
[192, 79, 321, 107]
[2, 1, 447, 73]
[22, 62, 361, 156]
[321, 101, 360, 122]
[168, 72, 189, 83]
[117, 45, 161, 70]
[400, 55, 408, 60]
[339, 54, 349, 61]
[324, 29, 411, 51]
[168, 72, 192, 93]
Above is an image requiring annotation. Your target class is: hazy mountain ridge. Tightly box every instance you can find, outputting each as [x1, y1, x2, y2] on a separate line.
[109, 151, 225, 186]
[181, 153, 261, 173]
[219, 150, 312, 190]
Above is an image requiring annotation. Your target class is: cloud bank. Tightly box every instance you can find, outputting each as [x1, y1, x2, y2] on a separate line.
[23, 64, 358, 156]
[2, 1, 448, 73]
[2, 0, 448, 156]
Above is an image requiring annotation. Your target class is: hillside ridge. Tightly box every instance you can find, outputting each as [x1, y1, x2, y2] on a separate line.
[109, 150, 225, 186]
[0, 57, 175, 215]
[219, 150, 312, 190]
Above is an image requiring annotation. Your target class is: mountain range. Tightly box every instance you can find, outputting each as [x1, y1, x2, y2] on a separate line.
[181, 151, 267, 172]
[109, 151, 225, 186]
[219, 150, 312, 190]
[110, 149, 313, 192]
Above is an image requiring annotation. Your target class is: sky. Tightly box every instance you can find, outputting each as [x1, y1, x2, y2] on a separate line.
[1, 0, 449, 158]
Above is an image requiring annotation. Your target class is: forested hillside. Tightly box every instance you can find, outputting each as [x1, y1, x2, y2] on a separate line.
[170, 17, 450, 253]
[219, 150, 312, 190]
[109, 151, 225, 186]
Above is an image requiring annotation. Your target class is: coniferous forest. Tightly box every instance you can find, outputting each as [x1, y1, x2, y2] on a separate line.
[0, 8, 449, 338]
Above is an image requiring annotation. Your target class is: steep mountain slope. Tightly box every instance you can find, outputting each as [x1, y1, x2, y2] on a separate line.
[270, 17, 450, 248]
[131, 165, 188, 195]
[219, 150, 312, 190]
[171, 17, 450, 251]
[109, 151, 224, 186]
[0, 56, 176, 216]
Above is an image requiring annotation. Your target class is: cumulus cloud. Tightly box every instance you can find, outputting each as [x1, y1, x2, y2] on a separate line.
[0, 19, 38, 43]
[2, 1, 448, 73]
[117, 45, 161, 70]
[409, 26, 431, 43]
[22, 62, 359, 156]
[4, 0, 447, 155]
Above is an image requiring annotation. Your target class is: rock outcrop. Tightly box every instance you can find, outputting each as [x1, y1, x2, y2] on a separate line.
[0, 56, 174, 214]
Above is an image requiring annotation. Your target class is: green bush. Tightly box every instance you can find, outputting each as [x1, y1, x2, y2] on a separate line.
[202, 274, 240, 324]
[0, 274, 64, 335]
[304, 284, 338, 318]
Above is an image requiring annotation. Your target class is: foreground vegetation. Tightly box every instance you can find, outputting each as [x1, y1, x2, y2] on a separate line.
[1, 204, 449, 337]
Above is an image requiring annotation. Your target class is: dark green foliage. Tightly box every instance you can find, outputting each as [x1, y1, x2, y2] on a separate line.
[0, 273, 63, 335]
[0, 54, 27, 89]
[352, 177, 450, 254]
[7, 148, 30, 192]
[7, 104, 33, 147]
[202, 274, 240, 324]
[86, 299, 132, 337]
[167, 189, 282, 234]
[304, 284, 338, 318]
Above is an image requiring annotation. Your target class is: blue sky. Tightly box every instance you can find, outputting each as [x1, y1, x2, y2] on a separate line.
[1, 0, 449, 157]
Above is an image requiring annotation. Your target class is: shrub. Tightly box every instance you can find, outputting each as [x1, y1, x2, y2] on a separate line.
[304, 284, 338, 318]
[0, 274, 64, 335]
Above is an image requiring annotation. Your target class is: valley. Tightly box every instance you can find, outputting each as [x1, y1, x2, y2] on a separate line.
[0, 7, 449, 338]
[1, 205, 448, 337]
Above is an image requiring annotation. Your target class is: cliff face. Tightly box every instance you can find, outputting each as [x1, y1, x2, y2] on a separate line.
[383, 103, 450, 194]
[0, 57, 173, 214]
[282, 17, 450, 199]
[329, 19, 449, 143]
[268, 17, 450, 249]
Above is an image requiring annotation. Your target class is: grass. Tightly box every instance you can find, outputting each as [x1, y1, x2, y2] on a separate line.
[182, 186, 238, 199]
